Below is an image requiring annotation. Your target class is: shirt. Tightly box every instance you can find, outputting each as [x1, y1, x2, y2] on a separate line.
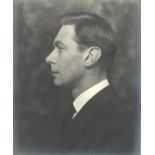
[72, 79, 109, 119]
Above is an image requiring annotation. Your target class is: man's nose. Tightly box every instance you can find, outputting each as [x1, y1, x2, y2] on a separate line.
[45, 50, 57, 64]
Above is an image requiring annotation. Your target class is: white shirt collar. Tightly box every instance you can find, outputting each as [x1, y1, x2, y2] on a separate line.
[73, 79, 109, 114]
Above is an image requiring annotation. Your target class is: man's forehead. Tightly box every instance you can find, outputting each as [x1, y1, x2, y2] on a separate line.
[54, 25, 76, 41]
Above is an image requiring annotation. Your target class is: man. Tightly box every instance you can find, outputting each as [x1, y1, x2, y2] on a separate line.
[46, 12, 135, 154]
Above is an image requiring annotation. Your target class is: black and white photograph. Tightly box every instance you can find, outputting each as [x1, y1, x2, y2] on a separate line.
[13, 0, 141, 154]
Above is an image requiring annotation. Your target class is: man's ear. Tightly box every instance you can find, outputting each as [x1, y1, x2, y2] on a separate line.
[83, 46, 102, 67]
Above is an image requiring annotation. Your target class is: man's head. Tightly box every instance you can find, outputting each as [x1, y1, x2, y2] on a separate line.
[46, 12, 116, 87]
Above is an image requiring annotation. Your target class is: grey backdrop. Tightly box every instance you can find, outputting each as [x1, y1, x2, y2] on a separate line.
[14, 0, 140, 154]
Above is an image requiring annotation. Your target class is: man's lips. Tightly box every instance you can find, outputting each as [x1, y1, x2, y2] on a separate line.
[51, 71, 59, 73]
[51, 71, 59, 75]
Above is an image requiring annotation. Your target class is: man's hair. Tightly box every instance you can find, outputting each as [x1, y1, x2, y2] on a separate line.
[60, 12, 117, 73]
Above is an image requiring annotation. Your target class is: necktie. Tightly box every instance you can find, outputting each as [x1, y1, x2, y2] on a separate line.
[69, 105, 76, 119]
[71, 104, 76, 113]
[62, 105, 76, 132]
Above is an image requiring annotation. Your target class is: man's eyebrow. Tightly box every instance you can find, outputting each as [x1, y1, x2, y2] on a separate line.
[53, 40, 67, 48]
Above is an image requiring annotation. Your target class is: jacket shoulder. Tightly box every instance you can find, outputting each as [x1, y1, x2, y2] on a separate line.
[83, 86, 135, 153]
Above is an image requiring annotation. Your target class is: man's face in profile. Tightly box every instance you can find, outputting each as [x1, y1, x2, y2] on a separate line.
[46, 25, 85, 87]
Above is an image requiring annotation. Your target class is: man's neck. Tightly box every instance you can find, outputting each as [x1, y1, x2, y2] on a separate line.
[72, 72, 107, 99]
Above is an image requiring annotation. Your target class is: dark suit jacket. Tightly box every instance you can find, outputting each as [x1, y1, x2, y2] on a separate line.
[54, 86, 135, 154]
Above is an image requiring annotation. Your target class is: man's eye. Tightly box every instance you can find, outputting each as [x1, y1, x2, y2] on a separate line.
[58, 47, 64, 52]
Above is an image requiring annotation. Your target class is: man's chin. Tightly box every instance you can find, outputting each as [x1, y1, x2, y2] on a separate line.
[53, 79, 66, 87]
[53, 80, 62, 86]
[53, 79, 71, 88]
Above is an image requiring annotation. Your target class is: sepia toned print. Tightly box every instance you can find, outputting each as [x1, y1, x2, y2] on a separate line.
[14, 0, 140, 154]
